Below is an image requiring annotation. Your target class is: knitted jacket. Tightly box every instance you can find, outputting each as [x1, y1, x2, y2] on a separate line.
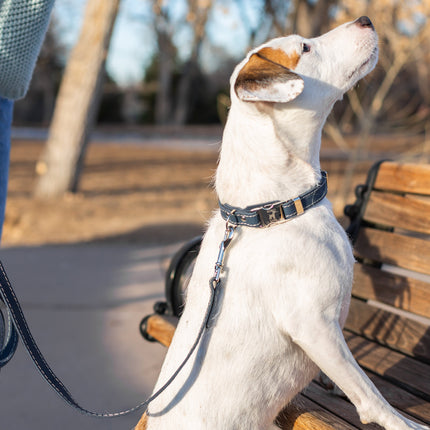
[0, 0, 55, 100]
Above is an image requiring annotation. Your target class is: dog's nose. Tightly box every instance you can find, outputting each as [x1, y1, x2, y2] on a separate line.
[355, 16, 374, 30]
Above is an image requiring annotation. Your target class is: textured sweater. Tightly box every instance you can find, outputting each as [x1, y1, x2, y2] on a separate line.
[0, 0, 55, 100]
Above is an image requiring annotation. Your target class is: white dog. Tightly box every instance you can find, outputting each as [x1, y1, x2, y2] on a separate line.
[146, 17, 429, 430]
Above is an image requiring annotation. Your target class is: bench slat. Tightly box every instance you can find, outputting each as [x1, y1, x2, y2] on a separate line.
[364, 191, 430, 235]
[367, 372, 430, 423]
[304, 376, 430, 428]
[344, 332, 430, 398]
[374, 162, 430, 195]
[276, 395, 359, 430]
[345, 298, 430, 361]
[145, 314, 177, 347]
[355, 228, 430, 276]
[353, 264, 430, 318]
[304, 379, 429, 429]
[303, 382, 381, 429]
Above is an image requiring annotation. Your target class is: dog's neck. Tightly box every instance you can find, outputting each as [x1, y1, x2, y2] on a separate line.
[216, 103, 326, 208]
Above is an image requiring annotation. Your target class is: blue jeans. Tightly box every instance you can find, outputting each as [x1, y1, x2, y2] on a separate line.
[0, 97, 13, 242]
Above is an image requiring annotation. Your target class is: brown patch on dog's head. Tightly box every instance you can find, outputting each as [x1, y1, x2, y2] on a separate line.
[257, 47, 301, 70]
[234, 47, 304, 103]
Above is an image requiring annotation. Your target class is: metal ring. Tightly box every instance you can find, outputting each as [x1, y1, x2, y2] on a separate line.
[225, 209, 238, 228]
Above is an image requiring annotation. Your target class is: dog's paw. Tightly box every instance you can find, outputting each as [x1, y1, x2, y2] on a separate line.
[361, 408, 430, 430]
[394, 420, 430, 430]
[401, 420, 430, 430]
[390, 411, 430, 430]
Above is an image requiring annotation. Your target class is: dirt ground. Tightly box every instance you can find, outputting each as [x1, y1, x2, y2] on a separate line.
[3, 131, 426, 247]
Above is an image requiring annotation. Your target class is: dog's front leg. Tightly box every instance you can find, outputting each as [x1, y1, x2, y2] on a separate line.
[289, 319, 429, 430]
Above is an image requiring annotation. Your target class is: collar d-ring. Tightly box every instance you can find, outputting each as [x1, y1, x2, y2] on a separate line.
[225, 209, 238, 229]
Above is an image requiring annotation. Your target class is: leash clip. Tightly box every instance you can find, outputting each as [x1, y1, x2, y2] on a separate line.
[207, 221, 236, 329]
[213, 219, 236, 286]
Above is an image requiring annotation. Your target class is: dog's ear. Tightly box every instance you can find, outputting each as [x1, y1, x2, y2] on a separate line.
[234, 47, 304, 103]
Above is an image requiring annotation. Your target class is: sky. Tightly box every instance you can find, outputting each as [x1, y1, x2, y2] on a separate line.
[52, 0, 155, 86]
[52, 0, 262, 87]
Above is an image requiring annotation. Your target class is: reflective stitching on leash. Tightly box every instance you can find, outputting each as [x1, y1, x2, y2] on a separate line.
[0, 226, 235, 418]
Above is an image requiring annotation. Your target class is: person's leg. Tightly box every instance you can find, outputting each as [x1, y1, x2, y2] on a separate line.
[0, 97, 13, 242]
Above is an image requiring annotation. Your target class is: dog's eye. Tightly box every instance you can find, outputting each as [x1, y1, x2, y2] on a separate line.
[302, 43, 311, 53]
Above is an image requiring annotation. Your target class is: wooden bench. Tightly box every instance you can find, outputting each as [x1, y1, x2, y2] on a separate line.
[136, 161, 430, 430]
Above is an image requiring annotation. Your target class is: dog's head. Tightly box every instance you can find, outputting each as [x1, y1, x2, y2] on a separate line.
[232, 16, 378, 109]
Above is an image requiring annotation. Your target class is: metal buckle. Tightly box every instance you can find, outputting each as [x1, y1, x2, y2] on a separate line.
[293, 197, 304, 215]
[256, 204, 284, 227]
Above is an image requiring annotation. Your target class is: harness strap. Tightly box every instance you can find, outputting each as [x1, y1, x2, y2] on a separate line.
[219, 171, 327, 228]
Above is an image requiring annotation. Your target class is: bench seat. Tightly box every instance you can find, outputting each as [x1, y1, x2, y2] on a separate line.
[137, 161, 430, 429]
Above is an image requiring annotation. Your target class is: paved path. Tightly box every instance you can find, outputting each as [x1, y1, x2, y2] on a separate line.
[0, 242, 184, 430]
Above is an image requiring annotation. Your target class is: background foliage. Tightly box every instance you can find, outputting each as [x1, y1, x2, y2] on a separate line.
[14, 0, 430, 135]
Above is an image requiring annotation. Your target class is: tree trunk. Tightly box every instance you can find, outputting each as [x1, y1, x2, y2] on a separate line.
[153, 1, 177, 125]
[173, 0, 212, 125]
[34, 0, 120, 198]
[292, 0, 336, 37]
[154, 30, 176, 125]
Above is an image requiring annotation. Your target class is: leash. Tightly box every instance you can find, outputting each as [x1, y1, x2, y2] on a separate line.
[0, 222, 236, 418]
[0, 295, 18, 368]
[0, 173, 326, 417]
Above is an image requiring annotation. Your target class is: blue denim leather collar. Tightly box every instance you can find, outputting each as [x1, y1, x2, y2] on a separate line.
[219, 171, 327, 228]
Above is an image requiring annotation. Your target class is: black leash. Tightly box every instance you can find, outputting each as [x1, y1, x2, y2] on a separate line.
[0, 294, 18, 368]
[0, 171, 325, 417]
[0, 224, 234, 418]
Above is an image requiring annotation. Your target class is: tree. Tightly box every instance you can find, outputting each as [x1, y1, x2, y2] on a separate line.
[329, 0, 430, 203]
[34, 0, 120, 198]
[291, 0, 337, 37]
[152, 0, 178, 125]
[151, 0, 214, 125]
[173, 0, 213, 125]
[263, 0, 338, 38]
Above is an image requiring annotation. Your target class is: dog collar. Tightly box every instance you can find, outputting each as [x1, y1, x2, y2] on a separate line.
[219, 171, 327, 228]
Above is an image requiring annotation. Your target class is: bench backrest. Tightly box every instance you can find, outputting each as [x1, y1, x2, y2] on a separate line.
[344, 161, 430, 363]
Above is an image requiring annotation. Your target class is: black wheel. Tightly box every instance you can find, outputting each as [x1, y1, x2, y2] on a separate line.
[165, 236, 202, 317]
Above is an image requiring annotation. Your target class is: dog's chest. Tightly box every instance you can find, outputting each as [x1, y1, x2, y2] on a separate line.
[220, 206, 353, 279]
[195, 206, 355, 325]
